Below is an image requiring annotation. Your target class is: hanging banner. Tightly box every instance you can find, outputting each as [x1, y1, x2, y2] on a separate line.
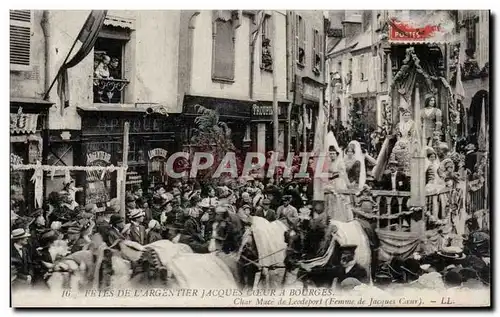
[148, 147, 168, 184]
[86, 150, 112, 205]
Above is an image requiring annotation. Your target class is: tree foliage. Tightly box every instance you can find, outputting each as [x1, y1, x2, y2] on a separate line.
[190, 105, 242, 183]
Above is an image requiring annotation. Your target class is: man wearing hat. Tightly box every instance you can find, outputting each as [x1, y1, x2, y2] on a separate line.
[106, 214, 125, 246]
[11, 228, 33, 288]
[32, 230, 59, 286]
[464, 143, 479, 177]
[276, 195, 299, 229]
[254, 198, 277, 222]
[381, 158, 409, 191]
[330, 244, 368, 287]
[237, 193, 253, 226]
[128, 209, 146, 245]
[183, 206, 208, 253]
[95, 205, 116, 244]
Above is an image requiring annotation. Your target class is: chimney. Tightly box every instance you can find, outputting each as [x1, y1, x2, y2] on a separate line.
[342, 13, 363, 40]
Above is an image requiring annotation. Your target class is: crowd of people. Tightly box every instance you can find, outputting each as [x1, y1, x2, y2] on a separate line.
[10, 173, 317, 290]
[10, 133, 490, 291]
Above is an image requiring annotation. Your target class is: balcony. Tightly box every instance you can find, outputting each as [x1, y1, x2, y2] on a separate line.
[93, 78, 130, 104]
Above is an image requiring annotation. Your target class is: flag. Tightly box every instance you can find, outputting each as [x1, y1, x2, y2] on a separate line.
[454, 55, 465, 101]
[478, 95, 487, 152]
[56, 10, 107, 115]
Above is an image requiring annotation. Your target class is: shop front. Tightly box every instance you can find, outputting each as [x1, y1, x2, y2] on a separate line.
[78, 109, 182, 206]
[10, 98, 52, 214]
[300, 78, 322, 152]
[250, 102, 288, 155]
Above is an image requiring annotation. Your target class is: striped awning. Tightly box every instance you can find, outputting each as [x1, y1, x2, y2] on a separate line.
[10, 108, 38, 134]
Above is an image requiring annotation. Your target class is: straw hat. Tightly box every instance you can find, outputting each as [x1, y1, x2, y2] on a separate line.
[11, 228, 30, 240]
[128, 209, 145, 220]
[437, 246, 466, 260]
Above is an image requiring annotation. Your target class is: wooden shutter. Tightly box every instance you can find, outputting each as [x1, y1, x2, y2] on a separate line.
[10, 10, 32, 70]
[212, 19, 235, 82]
[301, 17, 306, 66]
[312, 29, 316, 69]
[295, 14, 300, 63]
[320, 31, 324, 73]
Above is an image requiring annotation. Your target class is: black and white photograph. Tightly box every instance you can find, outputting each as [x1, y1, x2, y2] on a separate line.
[8, 8, 491, 308]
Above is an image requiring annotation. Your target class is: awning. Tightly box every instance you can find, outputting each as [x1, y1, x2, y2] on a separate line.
[183, 95, 254, 120]
[104, 15, 135, 29]
[10, 107, 39, 134]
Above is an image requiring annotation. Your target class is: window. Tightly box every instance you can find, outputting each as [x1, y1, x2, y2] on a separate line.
[464, 14, 478, 57]
[346, 57, 353, 85]
[334, 98, 342, 124]
[381, 52, 388, 82]
[212, 12, 236, 82]
[93, 26, 130, 104]
[359, 54, 366, 81]
[10, 10, 32, 70]
[295, 14, 306, 66]
[261, 14, 273, 72]
[312, 29, 322, 75]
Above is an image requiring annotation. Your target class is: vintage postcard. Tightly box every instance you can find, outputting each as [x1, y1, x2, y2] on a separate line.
[10, 9, 490, 308]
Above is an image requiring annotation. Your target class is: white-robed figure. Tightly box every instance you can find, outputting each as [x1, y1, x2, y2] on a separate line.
[345, 140, 367, 190]
[425, 146, 445, 192]
[323, 131, 353, 222]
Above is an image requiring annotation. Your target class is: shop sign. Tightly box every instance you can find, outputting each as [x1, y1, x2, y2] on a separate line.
[252, 104, 283, 117]
[388, 12, 455, 44]
[148, 148, 168, 160]
[303, 83, 321, 102]
[87, 151, 112, 165]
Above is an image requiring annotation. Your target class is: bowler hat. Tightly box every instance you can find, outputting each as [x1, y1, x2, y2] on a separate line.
[339, 244, 357, 253]
[110, 214, 124, 226]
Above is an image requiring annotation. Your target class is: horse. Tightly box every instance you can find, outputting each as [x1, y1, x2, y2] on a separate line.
[235, 216, 289, 289]
[45, 242, 133, 291]
[284, 219, 375, 288]
[117, 239, 238, 288]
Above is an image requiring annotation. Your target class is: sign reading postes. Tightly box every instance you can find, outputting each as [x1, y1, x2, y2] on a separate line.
[148, 148, 168, 160]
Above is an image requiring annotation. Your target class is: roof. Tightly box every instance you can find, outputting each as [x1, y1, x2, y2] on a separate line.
[350, 27, 373, 52]
[327, 26, 373, 57]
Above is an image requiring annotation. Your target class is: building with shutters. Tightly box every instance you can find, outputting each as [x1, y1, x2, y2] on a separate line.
[451, 10, 489, 147]
[10, 10, 53, 214]
[287, 10, 327, 153]
[325, 11, 387, 142]
[10, 10, 183, 209]
[179, 10, 288, 156]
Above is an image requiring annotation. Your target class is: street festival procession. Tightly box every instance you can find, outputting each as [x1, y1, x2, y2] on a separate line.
[10, 9, 490, 307]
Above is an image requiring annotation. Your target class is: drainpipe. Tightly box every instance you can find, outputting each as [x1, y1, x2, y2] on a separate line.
[41, 10, 51, 95]
[41, 10, 51, 201]
[249, 10, 265, 100]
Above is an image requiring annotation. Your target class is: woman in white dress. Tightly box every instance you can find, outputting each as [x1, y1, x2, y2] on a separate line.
[323, 132, 353, 222]
[425, 146, 445, 192]
[345, 140, 367, 190]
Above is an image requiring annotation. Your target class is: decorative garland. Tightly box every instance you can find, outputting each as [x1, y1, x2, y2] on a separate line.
[11, 164, 125, 172]
[353, 207, 415, 220]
